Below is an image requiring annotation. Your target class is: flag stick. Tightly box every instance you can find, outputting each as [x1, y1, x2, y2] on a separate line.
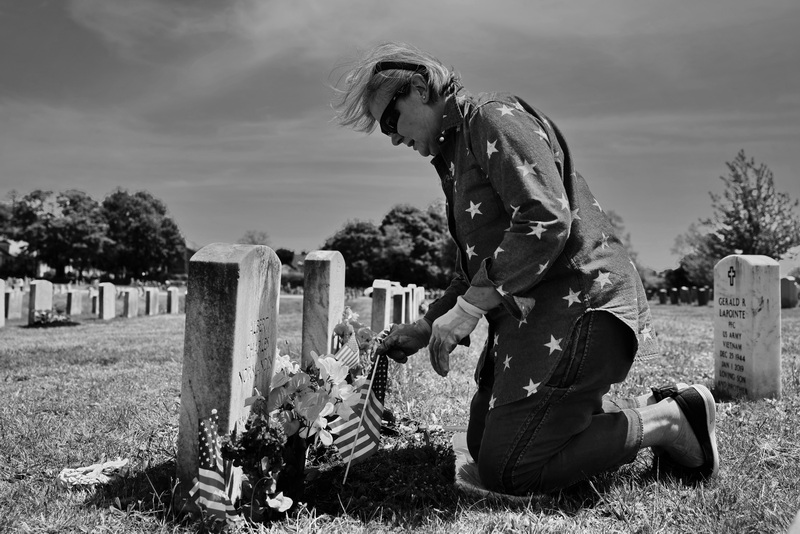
[342, 352, 382, 486]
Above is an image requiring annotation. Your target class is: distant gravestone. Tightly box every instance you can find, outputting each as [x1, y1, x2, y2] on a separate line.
[690, 286, 698, 304]
[679, 286, 690, 305]
[145, 288, 159, 315]
[670, 288, 679, 305]
[0, 279, 5, 328]
[176, 243, 281, 508]
[781, 276, 798, 309]
[28, 280, 54, 325]
[392, 284, 406, 324]
[90, 290, 98, 315]
[66, 290, 83, 317]
[123, 289, 139, 318]
[415, 286, 426, 313]
[5, 289, 22, 319]
[99, 283, 116, 320]
[167, 287, 180, 314]
[370, 279, 393, 332]
[301, 250, 345, 368]
[658, 289, 667, 305]
[697, 287, 709, 306]
[714, 255, 781, 400]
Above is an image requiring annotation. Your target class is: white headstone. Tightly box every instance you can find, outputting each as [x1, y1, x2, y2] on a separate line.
[0, 279, 5, 328]
[28, 280, 54, 325]
[714, 255, 781, 400]
[66, 290, 83, 316]
[301, 250, 345, 367]
[781, 276, 798, 309]
[176, 243, 281, 508]
[370, 279, 393, 332]
[123, 289, 139, 318]
[167, 287, 180, 314]
[5, 289, 22, 319]
[99, 283, 116, 320]
[145, 288, 159, 315]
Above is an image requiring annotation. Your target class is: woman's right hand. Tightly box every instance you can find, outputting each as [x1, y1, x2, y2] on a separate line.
[376, 319, 432, 363]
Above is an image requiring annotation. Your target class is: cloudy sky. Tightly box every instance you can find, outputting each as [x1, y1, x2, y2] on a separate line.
[1, 0, 798, 271]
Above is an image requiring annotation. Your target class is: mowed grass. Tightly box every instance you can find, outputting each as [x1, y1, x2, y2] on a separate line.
[1, 297, 799, 533]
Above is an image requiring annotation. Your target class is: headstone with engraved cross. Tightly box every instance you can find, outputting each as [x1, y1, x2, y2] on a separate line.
[714, 255, 781, 400]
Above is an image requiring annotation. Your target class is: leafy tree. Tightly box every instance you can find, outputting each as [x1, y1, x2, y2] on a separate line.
[275, 248, 296, 267]
[0, 200, 11, 238]
[379, 203, 452, 288]
[7, 189, 108, 280]
[674, 150, 800, 284]
[237, 230, 271, 246]
[321, 220, 385, 287]
[101, 189, 186, 280]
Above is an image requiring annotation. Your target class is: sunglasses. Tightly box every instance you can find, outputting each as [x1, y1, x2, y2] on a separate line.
[379, 83, 410, 136]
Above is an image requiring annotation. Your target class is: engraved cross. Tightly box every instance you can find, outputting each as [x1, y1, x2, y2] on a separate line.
[728, 266, 736, 286]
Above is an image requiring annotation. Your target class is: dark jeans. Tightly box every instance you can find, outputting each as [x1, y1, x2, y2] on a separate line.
[467, 311, 643, 494]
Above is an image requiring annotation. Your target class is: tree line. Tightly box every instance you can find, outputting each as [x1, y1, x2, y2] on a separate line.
[0, 188, 186, 282]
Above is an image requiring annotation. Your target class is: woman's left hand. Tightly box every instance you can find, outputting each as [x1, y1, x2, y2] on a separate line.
[428, 304, 481, 376]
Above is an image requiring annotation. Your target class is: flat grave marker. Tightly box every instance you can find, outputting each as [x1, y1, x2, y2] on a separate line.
[714, 255, 781, 400]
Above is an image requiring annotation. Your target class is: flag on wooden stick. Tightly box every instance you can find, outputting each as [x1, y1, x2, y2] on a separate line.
[189, 409, 237, 523]
[330, 352, 388, 475]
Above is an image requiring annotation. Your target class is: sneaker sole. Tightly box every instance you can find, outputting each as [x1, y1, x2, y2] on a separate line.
[675, 384, 719, 478]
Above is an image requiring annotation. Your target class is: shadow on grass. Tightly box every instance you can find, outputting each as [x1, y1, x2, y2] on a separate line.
[84, 459, 195, 530]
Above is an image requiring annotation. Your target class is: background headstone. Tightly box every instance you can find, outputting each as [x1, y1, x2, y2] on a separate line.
[670, 288, 679, 305]
[658, 288, 667, 305]
[679, 286, 690, 305]
[66, 290, 83, 317]
[28, 280, 53, 325]
[392, 284, 406, 324]
[714, 255, 781, 400]
[176, 243, 281, 508]
[90, 290, 98, 316]
[0, 279, 5, 328]
[98, 283, 116, 320]
[697, 287, 709, 306]
[301, 250, 345, 368]
[167, 287, 180, 314]
[370, 279, 393, 333]
[781, 276, 798, 309]
[123, 289, 139, 318]
[5, 289, 22, 319]
[145, 288, 159, 315]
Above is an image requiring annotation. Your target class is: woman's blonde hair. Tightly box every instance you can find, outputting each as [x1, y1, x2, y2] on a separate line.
[331, 42, 459, 133]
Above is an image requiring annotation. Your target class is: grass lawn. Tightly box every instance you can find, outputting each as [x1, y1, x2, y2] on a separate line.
[1, 297, 799, 533]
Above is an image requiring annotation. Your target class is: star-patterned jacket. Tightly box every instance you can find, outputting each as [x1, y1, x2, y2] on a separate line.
[423, 84, 659, 409]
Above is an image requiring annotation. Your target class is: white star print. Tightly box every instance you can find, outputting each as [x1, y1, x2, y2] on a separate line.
[487, 140, 498, 159]
[593, 198, 603, 211]
[534, 126, 548, 142]
[527, 222, 547, 238]
[513, 101, 525, 112]
[537, 261, 549, 275]
[465, 244, 477, 260]
[489, 395, 496, 410]
[523, 379, 541, 397]
[544, 335, 563, 355]
[517, 160, 536, 178]
[571, 208, 581, 220]
[503, 354, 512, 370]
[496, 104, 514, 116]
[494, 334, 500, 346]
[494, 246, 504, 258]
[466, 201, 483, 219]
[595, 270, 612, 289]
[449, 162, 455, 176]
[557, 193, 570, 211]
[641, 325, 653, 341]
[600, 233, 610, 249]
[563, 288, 581, 307]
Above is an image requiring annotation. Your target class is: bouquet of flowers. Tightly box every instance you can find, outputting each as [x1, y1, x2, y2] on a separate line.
[221, 307, 381, 520]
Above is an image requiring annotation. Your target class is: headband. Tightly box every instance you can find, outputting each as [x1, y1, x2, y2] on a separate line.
[373, 61, 428, 78]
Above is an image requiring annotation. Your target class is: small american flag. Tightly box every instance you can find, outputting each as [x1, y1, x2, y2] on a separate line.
[334, 334, 360, 369]
[189, 409, 236, 523]
[330, 352, 388, 468]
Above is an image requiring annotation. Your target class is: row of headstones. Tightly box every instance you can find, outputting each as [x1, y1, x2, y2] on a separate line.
[657, 276, 799, 309]
[369, 279, 426, 333]
[657, 286, 714, 306]
[0, 279, 182, 328]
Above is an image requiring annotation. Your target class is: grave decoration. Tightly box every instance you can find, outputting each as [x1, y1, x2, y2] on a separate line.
[213, 308, 388, 524]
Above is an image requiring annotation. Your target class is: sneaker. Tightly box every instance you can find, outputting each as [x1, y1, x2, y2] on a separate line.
[663, 384, 720, 479]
